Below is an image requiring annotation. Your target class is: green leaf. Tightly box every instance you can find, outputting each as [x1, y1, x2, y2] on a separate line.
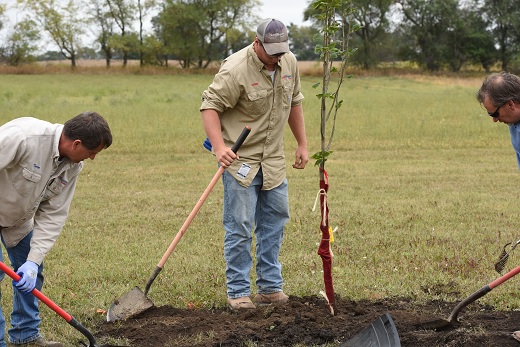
[311, 150, 334, 166]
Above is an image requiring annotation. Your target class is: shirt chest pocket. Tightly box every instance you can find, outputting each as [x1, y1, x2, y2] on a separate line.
[12, 167, 41, 198]
[243, 89, 269, 115]
[43, 177, 67, 200]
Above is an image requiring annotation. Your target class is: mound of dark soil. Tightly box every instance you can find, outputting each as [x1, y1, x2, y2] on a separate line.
[96, 296, 519, 346]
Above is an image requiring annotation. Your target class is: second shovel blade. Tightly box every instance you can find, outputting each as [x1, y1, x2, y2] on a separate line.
[107, 286, 154, 322]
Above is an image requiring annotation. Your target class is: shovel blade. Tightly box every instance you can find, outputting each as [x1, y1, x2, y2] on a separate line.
[107, 287, 154, 322]
[340, 313, 400, 347]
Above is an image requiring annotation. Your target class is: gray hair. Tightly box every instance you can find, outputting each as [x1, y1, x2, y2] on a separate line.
[476, 71, 520, 106]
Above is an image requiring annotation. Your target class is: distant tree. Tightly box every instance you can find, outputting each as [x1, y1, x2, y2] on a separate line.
[442, 5, 470, 72]
[199, 0, 260, 67]
[0, 19, 40, 65]
[106, 0, 136, 66]
[351, 0, 393, 69]
[141, 34, 169, 65]
[287, 24, 320, 61]
[87, 0, 116, 67]
[458, 3, 497, 72]
[378, 25, 413, 64]
[0, 4, 5, 30]
[37, 50, 65, 61]
[150, 6, 174, 66]
[153, 0, 199, 68]
[22, 0, 84, 68]
[398, 0, 462, 72]
[79, 46, 100, 59]
[137, 0, 157, 66]
[304, 0, 391, 68]
[154, 0, 260, 69]
[224, 27, 253, 56]
[109, 32, 140, 61]
[479, 0, 520, 71]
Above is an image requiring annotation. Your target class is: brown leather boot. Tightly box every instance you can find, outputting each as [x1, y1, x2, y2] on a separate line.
[254, 291, 289, 305]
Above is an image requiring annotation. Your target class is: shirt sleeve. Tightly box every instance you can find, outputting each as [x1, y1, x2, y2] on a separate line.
[200, 69, 241, 113]
[28, 170, 81, 265]
[290, 57, 304, 106]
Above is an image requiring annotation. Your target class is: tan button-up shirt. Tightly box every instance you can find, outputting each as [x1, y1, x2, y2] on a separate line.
[0, 117, 82, 265]
[200, 44, 304, 189]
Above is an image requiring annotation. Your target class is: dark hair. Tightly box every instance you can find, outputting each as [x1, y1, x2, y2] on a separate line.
[63, 111, 112, 150]
[476, 71, 520, 106]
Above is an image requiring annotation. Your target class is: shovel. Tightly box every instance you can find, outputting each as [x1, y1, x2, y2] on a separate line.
[415, 264, 520, 330]
[0, 261, 121, 347]
[107, 126, 251, 322]
[340, 312, 401, 347]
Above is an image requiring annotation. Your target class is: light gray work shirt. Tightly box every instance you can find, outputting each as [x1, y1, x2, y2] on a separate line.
[0, 117, 83, 265]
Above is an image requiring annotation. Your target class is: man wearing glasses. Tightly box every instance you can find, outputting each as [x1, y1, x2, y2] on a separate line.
[477, 72, 520, 342]
[200, 18, 308, 311]
[477, 72, 520, 166]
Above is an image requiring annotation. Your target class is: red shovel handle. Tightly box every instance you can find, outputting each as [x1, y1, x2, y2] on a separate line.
[489, 264, 520, 288]
[0, 260, 72, 321]
[0, 260, 102, 346]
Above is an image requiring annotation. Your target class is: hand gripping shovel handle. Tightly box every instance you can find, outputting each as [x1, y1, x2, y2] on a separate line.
[143, 126, 251, 295]
[0, 261, 100, 347]
[448, 264, 520, 322]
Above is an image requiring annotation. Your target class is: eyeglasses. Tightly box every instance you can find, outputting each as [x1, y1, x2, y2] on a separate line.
[259, 41, 285, 58]
[487, 105, 502, 118]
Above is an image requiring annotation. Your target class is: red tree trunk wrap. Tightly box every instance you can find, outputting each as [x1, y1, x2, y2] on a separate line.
[317, 169, 335, 309]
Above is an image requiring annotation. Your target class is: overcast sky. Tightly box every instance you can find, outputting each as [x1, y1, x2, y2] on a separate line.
[259, 0, 309, 27]
[0, 0, 310, 27]
[0, 0, 311, 51]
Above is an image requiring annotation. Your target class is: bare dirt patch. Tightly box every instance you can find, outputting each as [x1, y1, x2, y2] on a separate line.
[95, 295, 519, 346]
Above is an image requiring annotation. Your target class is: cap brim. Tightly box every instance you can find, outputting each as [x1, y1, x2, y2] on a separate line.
[263, 42, 289, 55]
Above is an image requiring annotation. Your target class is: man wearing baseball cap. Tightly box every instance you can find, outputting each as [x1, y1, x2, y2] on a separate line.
[200, 18, 308, 311]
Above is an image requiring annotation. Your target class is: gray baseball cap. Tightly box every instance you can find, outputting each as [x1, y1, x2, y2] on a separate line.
[256, 19, 289, 55]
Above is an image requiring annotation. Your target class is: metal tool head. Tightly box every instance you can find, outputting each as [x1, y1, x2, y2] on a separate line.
[495, 240, 520, 274]
[341, 313, 401, 347]
[106, 287, 154, 322]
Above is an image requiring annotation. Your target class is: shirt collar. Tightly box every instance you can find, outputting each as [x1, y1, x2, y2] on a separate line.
[249, 44, 264, 72]
[53, 124, 63, 161]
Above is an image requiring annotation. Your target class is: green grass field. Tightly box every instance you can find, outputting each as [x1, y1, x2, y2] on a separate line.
[1, 72, 520, 346]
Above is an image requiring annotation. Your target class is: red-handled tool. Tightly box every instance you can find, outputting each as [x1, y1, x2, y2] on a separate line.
[415, 264, 520, 330]
[0, 260, 121, 347]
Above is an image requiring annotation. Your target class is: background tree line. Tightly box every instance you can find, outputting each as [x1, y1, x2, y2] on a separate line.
[0, 0, 518, 72]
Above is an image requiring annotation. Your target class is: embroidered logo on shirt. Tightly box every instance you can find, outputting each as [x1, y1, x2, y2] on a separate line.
[236, 163, 251, 179]
[251, 82, 259, 86]
[282, 75, 292, 80]
[33, 164, 41, 171]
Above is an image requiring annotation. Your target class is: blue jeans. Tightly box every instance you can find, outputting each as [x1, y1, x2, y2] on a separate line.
[0, 231, 43, 345]
[222, 169, 290, 298]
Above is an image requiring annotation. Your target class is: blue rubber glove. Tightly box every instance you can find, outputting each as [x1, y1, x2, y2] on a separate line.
[14, 261, 38, 293]
[203, 137, 212, 152]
